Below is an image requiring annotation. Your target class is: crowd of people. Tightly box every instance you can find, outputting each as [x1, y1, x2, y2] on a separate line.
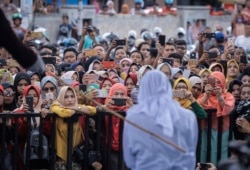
[1, 0, 250, 170]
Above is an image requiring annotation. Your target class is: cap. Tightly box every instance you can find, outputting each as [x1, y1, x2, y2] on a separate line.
[215, 32, 224, 43]
[12, 13, 22, 20]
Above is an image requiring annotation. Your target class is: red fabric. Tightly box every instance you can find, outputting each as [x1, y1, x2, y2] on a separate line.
[100, 77, 115, 89]
[105, 83, 127, 151]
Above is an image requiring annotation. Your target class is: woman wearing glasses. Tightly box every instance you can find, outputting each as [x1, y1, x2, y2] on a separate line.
[2, 82, 16, 112]
[40, 76, 59, 118]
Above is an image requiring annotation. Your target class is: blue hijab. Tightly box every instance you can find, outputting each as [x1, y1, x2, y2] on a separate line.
[128, 70, 180, 137]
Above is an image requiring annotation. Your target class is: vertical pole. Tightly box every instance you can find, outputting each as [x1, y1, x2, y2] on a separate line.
[77, 0, 83, 40]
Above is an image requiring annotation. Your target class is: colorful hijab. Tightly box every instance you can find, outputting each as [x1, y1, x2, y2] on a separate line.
[209, 62, 224, 74]
[54, 86, 78, 108]
[20, 85, 43, 127]
[128, 70, 181, 137]
[173, 77, 192, 109]
[226, 59, 240, 89]
[40, 76, 59, 99]
[105, 83, 128, 111]
[100, 77, 115, 89]
[198, 68, 212, 77]
[124, 73, 138, 86]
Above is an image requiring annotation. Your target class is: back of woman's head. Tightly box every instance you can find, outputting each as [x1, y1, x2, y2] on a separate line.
[138, 70, 172, 101]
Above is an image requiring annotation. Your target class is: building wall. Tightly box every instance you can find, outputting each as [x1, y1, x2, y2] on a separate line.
[33, 5, 233, 43]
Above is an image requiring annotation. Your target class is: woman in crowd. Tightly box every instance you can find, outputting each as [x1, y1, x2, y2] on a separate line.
[173, 77, 206, 118]
[238, 70, 250, 84]
[209, 62, 224, 74]
[2, 82, 16, 112]
[226, 59, 240, 89]
[123, 70, 198, 169]
[50, 86, 96, 169]
[14, 85, 50, 169]
[124, 73, 137, 97]
[119, 58, 133, 79]
[156, 62, 172, 79]
[189, 76, 203, 99]
[131, 65, 153, 104]
[127, 63, 140, 74]
[13, 72, 31, 108]
[199, 69, 212, 90]
[104, 83, 133, 170]
[0, 85, 12, 170]
[231, 83, 250, 140]
[197, 71, 235, 164]
[228, 80, 242, 106]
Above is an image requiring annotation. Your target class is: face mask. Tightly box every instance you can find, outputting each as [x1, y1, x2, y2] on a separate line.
[122, 66, 129, 73]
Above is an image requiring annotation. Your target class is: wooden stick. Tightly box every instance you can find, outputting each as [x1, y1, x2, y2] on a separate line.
[80, 91, 186, 153]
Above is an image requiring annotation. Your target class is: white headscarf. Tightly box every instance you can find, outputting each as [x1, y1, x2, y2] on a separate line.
[137, 65, 154, 86]
[128, 70, 180, 137]
[189, 76, 203, 90]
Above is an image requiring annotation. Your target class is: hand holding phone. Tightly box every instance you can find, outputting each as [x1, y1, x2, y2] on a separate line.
[46, 93, 54, 101]
[203, 33, 216, 39]
[25, 96, 34, 112]
[207, 77, 215, 88]
[112, 98, 126, 106]
[173, 90, 185, 99]
[159, 35, 166, 46]
[240, 55, 248, 64]
[115, 39, 126, 46]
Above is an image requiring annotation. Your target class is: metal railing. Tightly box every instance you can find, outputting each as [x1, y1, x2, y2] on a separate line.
[196, 109, 233, 165]
[0, 111, 128, 170]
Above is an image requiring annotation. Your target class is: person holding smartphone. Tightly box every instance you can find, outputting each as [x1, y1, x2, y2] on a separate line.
[13, 85, 51, 169]
[104, 83, 133, 170]
[197, 71, 235, 164]
[173, 77, 206, 119]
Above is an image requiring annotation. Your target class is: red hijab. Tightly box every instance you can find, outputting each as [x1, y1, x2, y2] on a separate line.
[105, 83, 128, 111]
[124, 73, 138, 86]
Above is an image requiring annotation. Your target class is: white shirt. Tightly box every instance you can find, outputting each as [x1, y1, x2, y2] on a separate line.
[235, 35, 250, 52]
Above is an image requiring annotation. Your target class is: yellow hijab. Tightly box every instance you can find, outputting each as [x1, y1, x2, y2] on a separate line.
[226, 59, 240, 89]
[173, 77, 192, 109]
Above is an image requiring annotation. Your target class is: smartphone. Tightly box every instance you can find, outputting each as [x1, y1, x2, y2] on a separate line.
[45, 92, 54, 101]
[85, 49, 97, 57]
[162, 58, 173, 66]
[207, 77, 215, 87]
[97, 89, 108, 98]
[31, 32, 43, 39]
[227, 37, 234, 47]
[200, 163, 211, 170]
[203, 33, 216, 39]
[42, 57, 56, 65]
[0, 59, 7, 66]
[173, 90, 185, 99]
[26, 96, 34, 112]
[159, 35, 166, 46]
[88, 151, 97, 165]
[188, 59, 198, 67]
[112, 98, 126, 106]
[207, 52, 217, 58]
[240, 55, 248, 64]
[190, 52, 196, 59]
[87, 83, 100, 93]
[115, 39, 126, 46]
[79, 84, 87, 92]
[102, 61, 115, 69]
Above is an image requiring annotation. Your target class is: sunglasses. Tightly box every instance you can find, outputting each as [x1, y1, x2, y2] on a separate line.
[4, 91, 15, 96]
[40, 52, 52, 56]
[43, 87, 55, 92]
